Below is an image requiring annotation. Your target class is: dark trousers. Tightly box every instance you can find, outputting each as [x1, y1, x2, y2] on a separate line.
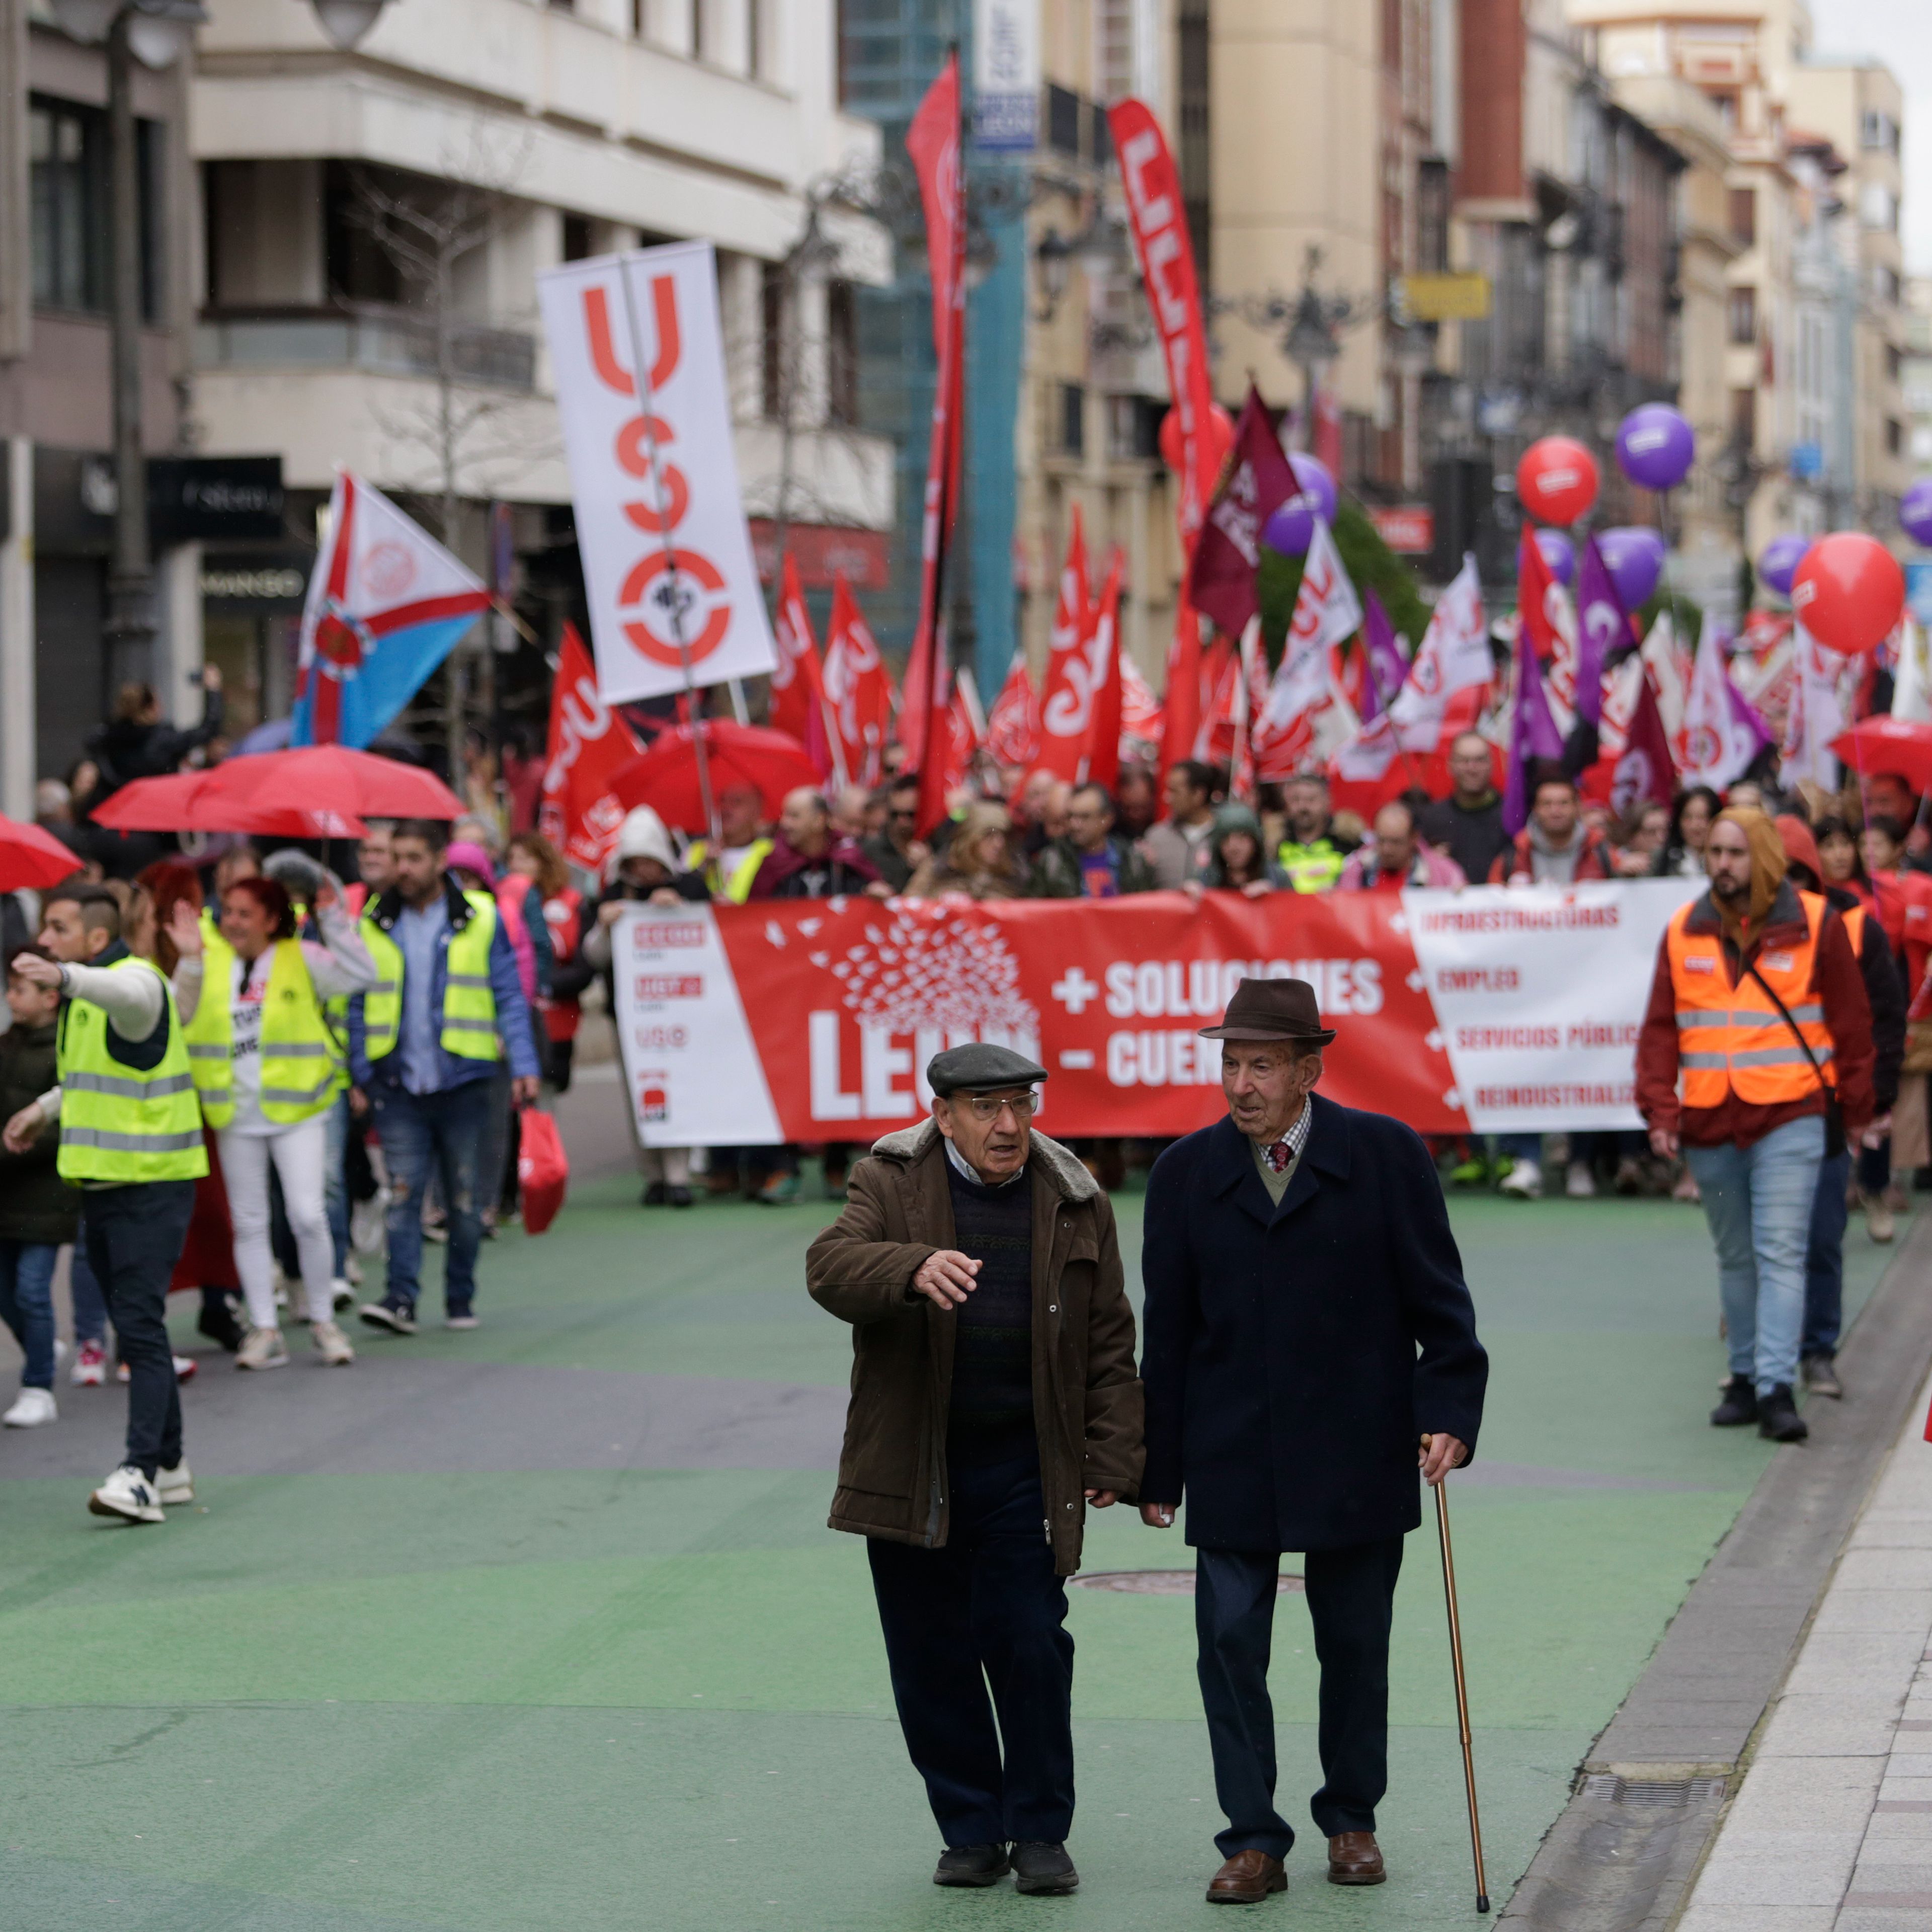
[866, 1443, 1075, 1847]
[1804, 1147, 1853, 1360]
[82, 1180, 195, 1479]
[1195, 1536, 1405, 1860]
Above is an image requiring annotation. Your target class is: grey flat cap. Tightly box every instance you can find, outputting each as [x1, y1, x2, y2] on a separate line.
[927, 1042, 1048, 1096]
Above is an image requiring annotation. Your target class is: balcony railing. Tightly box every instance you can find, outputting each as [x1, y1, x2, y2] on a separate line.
[195, 306, 537, 391]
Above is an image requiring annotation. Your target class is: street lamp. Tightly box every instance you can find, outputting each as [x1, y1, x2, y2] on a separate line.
[48, 0, 207, 689]
[309, 0, 391, 50]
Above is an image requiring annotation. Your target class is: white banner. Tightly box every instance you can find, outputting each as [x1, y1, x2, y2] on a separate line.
[1403, 880, 1703, 1132]
[538, 242, 777, 705]
[610, 905, 780, 1147]
[974, 0, 1039, 150]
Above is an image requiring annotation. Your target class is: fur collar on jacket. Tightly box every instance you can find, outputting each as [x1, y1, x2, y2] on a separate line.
[869, 1116, 1099, 1202]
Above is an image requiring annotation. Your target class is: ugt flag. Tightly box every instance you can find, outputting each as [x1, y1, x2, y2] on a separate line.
[292, 471, 490, 747]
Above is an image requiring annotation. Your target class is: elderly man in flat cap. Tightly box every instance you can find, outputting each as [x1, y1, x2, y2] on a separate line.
[807, 1043, 1143, 1897]
[1140, 979, 1488, 1904]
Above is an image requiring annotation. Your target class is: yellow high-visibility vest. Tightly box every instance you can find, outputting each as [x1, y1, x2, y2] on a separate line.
[185, 929, 339, 1129]
[359, 891, 501, 1065]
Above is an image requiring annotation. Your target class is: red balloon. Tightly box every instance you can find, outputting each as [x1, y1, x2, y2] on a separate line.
[1791, 531, 1906, 655]
[1515, 436, 1599, 527]
[1160, 401, 1234, 481]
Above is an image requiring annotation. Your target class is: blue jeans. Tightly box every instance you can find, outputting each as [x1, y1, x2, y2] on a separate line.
[68, 1235, 108, 1346]
[1804, 1148, 1853, 1360]
[1684, 1114, 1825, 1395]
[324, 1092, 351, 1276]
[372, 1078, 490, 1315]
[0, 1241, 59, 1388]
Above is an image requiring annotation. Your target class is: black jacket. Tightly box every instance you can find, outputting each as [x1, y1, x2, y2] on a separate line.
[1140, 1095, 1487, 1552]
[1829, 882, 1904, 1113]
[0, 1019, 80, 1245]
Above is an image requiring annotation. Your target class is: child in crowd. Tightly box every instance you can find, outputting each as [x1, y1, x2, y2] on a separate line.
[0, 948, 80, 1426]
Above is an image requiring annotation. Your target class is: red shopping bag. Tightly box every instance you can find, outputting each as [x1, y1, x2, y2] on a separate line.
[517, 1108, 569, 1235]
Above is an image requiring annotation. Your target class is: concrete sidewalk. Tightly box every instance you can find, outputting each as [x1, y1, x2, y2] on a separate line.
[1679, 1367, 1932, 1931]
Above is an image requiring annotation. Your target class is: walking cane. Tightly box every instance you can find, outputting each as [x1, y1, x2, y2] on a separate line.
[1431, 1446, 1489, 1913]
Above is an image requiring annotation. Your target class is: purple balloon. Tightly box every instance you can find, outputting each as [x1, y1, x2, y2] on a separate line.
[1616, 403, 1696, 493]
[1597, 526, 1666, 610]
[1758, 533, 1811, 599]
[1534, 528, 1575, 588]
[1260, 454, 1339, 557]
[1903, 478, 1932, 547]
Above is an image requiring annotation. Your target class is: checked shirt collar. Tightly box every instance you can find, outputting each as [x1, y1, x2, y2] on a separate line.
[1259, 1098, 1314, 1175]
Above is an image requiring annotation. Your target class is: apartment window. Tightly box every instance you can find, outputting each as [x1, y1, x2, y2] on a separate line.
[760, 260, 785, 419]
[1047, 85, 1082, 158]
[1106, 393, 1161, 462]
[1178, 0, 1210, 283]
[827, 278, 858, 427]
[323, 161, 405, 306]
[1417, 157, 1451, 273]
[1729, 386, 1755, 450]
[1728, 186, 1755, 247]
[1096, 0, 1136, 103]
[30, 96, 161, 319]
[1888, 343, 1903, 385]
[561, 215, 594, 262]
[1862, 108, 1901, 155]
[1728, 285, 1757, 345]
[1861, 182, 1898, 232]
[1875, 264, 1902, 306]
[1057, 382, 1086, 457]
[1887, 417, 1904, 456]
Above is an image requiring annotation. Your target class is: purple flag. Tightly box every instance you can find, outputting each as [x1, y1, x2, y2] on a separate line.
[1574, 534, 1631, 730]
[1502, 622, 1565, 836]
[1359, 589, 1409, 722]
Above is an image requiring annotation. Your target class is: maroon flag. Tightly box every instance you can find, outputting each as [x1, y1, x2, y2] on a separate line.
[1612, 668, 1676, 816]
[1184, 385, 1296, 640]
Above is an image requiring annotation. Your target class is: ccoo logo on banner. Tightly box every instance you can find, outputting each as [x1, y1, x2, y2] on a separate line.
[537, 240, 776, 705]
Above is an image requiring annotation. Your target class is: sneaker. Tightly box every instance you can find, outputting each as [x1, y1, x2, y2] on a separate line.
[1613, 1156, 1645, 1196]
[157, 1461, 193, 1505]
[174, 1353, 198, 1383]
[1861, 1190, 1897, 1244]
[1672, 1168, 1701, 1203]
[330, 1278, 355, 1312]
[197, 1297, 246, 1352]
[236, 1326, 289, 1371]
[1011, 1840, 1079, 1896]
[1710, 1375, 1758, 1427]
[933, 1844, 1011, 1888]
[310, 1320, 356, 1366]
[2, 1387, 57, 1428]
[88, 1465, 164, 1524]
[1447, 1154, 1490, 1188]
[667, 1184, 694, 1208]
[344, 1255, 364, 1286]
[640, 1181, 668, 1207]
[1498, 1157, 1543, 1199]
[756, 1172, 801, 1205]
[358, 1299, 417, 1335]
[1565, 1161, 1596, 1199]
[444, 1311, 480, 1331]
[1758, 1382, 1809, 1442]
[1802, 1353, 1844, 1399]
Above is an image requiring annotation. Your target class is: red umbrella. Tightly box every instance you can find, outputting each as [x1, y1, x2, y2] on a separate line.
[0, 813, 86, 891]
[91, 771, 368, 840]
[608, 721, 820, 832]
[200, 746, 464, 821]
[1830, 718, 1932, 792]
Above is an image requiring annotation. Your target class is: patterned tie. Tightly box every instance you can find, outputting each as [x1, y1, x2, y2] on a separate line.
[1263, 1138, 1294, 1173]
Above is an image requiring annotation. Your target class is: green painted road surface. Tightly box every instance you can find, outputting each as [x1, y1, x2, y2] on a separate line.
[0, 1168, 1905, 1929]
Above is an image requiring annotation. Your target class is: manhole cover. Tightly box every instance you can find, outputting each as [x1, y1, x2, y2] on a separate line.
[1071, 1570, 1304, 1595]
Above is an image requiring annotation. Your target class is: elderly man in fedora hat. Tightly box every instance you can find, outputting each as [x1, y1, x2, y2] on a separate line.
[1140, 978, 1488, 1904]
[806, 1043, 1143, 1897]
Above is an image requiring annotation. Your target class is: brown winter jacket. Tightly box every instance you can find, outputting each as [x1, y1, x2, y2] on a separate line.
[806, 1119, 1144, 1576]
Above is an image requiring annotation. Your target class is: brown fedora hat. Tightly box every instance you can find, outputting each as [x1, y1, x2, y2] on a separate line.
[1198, 977, 1337, 1045]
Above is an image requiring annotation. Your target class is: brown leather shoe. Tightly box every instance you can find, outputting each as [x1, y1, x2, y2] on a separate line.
[1327, 1831, 1386, 1885]
[1206, 1849, 1286, 1903]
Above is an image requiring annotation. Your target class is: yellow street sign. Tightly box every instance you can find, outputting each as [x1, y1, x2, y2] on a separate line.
[1399, 273, 1492, 322]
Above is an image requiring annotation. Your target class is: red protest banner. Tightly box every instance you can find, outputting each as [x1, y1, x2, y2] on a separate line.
[538, 622, 643, 872]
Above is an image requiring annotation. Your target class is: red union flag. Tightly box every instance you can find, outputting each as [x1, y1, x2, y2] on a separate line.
[822, 571, 895, 786]
[539, 623, 643, 871]
[1186, 385, 1297, 641]
[769, 551, 843, 781]
[987, 657, 1039, 767]
[1035, 507, 1095, 778]
[538, 240, 776, 704]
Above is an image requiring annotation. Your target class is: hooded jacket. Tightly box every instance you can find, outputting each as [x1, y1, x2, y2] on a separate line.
[805, 1119, 1144, 1576]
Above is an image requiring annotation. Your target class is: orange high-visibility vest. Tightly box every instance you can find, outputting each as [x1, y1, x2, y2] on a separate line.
[1842, 902, 1867, 959]
[1668, 891, 1835, 1109]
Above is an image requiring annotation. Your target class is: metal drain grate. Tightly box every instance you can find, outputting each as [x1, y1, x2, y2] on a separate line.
[1071, 1570, 1304, 1595]
[1579, 1774, 1726, 1808]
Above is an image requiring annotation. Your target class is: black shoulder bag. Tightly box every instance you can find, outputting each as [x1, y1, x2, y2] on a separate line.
[1743, 959, 1845, 1158]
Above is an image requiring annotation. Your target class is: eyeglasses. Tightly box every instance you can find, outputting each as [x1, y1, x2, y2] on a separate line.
[957, 1091, 1037, 1120]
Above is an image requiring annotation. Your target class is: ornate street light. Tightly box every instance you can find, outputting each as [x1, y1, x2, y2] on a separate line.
[309, 0, 391, 50]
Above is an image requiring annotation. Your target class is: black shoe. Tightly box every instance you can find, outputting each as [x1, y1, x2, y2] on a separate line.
[1011, 1841, 1079, 1896]
[1802, 1353, 1844, 1399]
[196, 1299, 246, 1353]
[1710, 1375, 1758, 1427]
[1758, 1383, 1809, 1442]
[640, 1182, 668, 1206]
[667, 1185, 694, 1208]
[358, 1299, 418, 1336]
[933, 1844, 1011, 1888]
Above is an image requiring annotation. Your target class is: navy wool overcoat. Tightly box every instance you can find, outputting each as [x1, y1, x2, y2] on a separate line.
[1140, 1093, 1488, 1552]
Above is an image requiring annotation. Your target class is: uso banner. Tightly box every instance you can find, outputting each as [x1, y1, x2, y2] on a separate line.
[608, 881, 1698, 1147]
[538, 240, 777, 705]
